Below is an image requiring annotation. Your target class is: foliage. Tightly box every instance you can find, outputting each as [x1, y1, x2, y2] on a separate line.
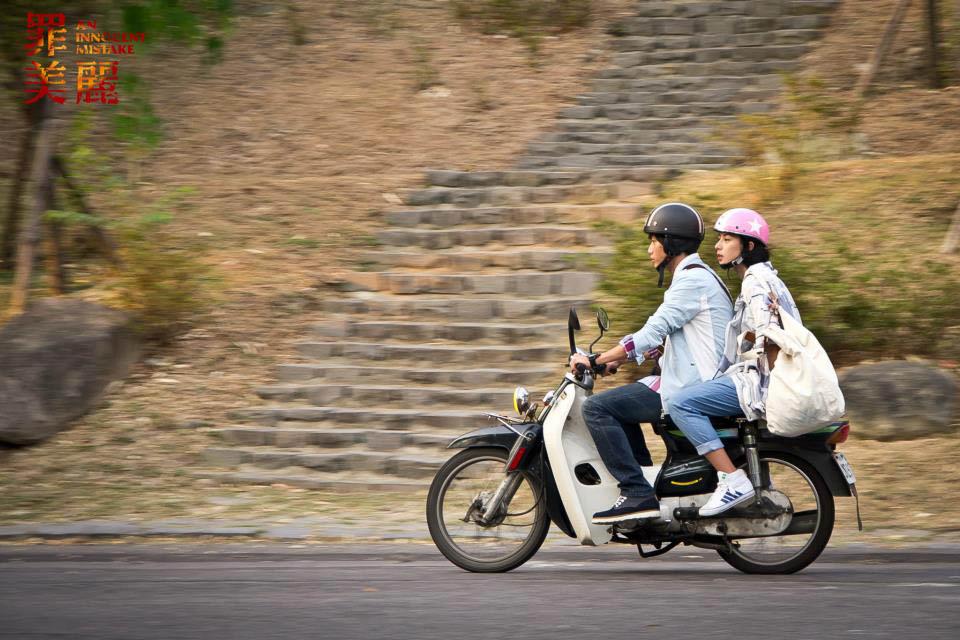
[596, 222, 666, 325]
[599, 156, 960, 365]
[451, 0, 593, 36]
[725, 75, 860, 206]
[109, 202, 212, 344]
[43, 117, 212, 344]
[411, 40, 441, 91]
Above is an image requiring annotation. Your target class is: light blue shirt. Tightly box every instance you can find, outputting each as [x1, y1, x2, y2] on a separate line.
[619, 254, 733, 413]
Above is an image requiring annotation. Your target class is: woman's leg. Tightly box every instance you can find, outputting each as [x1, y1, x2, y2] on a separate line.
[670, 377, 756, 516]
[669, 376, 743, 472]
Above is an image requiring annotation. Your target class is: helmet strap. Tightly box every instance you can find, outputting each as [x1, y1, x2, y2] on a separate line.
[656, 262, 668, 287]
[719, 254, 743, 271]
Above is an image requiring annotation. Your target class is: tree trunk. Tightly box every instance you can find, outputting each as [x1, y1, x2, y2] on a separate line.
[855, 0, 913, 100]
[43, 178, 66, 295]
[1, 114, 36, 271]
[942, 201, 960, 254]
[51, 155, 122, 268]
[925, 0, 943, 89]
[9, 102, 56, 315]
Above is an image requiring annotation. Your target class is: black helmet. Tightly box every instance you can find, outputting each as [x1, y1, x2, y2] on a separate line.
[642, 203, 704, 286]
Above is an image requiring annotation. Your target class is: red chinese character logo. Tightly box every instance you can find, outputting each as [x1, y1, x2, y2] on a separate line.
[24, 59, 66, 104]
[25, 12, 66, 57]
[76, 61, 119, 104]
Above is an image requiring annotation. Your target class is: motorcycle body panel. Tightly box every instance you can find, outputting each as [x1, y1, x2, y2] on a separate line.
[448, 424, 532, 453]
[542, 378, 659, 546]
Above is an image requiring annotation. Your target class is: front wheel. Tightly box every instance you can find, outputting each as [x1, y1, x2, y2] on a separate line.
[717, 453, 835, 575]
[426, 447, 550, 573]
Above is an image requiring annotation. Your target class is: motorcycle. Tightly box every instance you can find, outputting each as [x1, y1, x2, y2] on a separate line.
[426, 308, 862, 574]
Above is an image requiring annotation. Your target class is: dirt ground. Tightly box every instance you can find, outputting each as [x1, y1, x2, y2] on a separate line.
[0, 1, 959, 545]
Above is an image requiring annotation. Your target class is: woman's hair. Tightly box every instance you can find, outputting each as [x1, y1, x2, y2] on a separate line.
[739, 236, 770, 266]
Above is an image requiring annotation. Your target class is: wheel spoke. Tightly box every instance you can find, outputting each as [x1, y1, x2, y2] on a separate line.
[723, 456, 833, 571]
[428, 450, 549, 571]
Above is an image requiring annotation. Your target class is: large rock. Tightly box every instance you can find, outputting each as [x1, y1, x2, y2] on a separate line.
[838, 361, 959, 441]
[0, 299, 139, 445]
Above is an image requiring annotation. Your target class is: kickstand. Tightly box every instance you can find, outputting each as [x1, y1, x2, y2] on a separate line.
[637, 541, 680, 559]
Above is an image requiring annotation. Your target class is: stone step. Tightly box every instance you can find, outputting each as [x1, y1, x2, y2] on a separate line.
[360, 246, 614, 272]
[255, 383, 518, 408]
[191, 470, 430, 492]
[595, 59, 801, 80]
[528, 141, 737, 159]
[609, 29, 824, 52]
[320, 293, 593, 319]
[376, 225, 605, 250]
[590, 74, 783, 92]
[294, 341, 564, 366]
[517, 157, 732, 171]
[207, 426, 455, 450]
[558, 101, 775, 120]
[525, 155, 735, 168]
[400, 181, 651, 208]
[575, 87, 779, 106]
[610, 13, 833, 37]
[341, 270, 599, 296]
[610, 44, 810, 67]
[309, 319, 568, 342]
[421, 167, 670, 188]
[384, 203, 639, 228]
[227, 406, 506, 432]
[203, 446, 447, 479]
[626, 1, 758, 18]
[526, 142, 740, 161]
[539, 128, 716, 145]
[275, 363, 557, 386]
[556, 115, 739, 132]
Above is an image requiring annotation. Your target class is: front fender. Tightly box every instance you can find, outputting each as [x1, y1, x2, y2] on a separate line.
[448, 424, 536, 451]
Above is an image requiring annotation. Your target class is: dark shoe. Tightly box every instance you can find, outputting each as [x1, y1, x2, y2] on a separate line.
[592, 494, 660, 524]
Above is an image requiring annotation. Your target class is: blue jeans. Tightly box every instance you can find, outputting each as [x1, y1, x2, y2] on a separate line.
[669, 376, 744, 455]
[582, 383, 661, 499]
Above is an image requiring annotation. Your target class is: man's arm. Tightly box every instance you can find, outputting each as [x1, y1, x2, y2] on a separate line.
[619, 274, 705, 360]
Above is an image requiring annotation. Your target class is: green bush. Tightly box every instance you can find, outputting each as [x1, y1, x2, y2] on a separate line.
[725, 75, 859, 206]
[599, 231, 960, 365]
[110, 211, 211, 345]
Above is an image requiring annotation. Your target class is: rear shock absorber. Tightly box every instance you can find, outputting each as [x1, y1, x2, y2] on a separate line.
[740, 420, 763, 496]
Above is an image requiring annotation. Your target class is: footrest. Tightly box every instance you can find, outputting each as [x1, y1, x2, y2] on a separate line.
[673, 506, 699, 520]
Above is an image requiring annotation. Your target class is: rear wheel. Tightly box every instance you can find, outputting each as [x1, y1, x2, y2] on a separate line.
[426, 447, 550, 573]
[717, 453, 834, 574]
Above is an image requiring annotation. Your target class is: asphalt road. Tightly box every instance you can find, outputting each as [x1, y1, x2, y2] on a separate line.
[1, 543, 959, 640]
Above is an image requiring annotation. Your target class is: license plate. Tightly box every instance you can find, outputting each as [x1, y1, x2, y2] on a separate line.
[833, 452, 856, 484]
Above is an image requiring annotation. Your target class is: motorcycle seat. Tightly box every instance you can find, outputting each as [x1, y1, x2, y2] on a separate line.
[658, 414, 746, 432]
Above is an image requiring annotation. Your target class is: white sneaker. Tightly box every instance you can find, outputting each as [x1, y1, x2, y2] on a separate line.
[698, 469, 756, 517]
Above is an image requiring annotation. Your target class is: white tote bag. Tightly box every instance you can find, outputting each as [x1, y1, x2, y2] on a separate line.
[762, 310, 845, 436]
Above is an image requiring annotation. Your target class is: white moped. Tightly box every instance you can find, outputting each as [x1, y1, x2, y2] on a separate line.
[426, 308, 860, 574]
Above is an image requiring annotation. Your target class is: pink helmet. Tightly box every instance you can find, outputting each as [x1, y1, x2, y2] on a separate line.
[714, 208, 770, 246]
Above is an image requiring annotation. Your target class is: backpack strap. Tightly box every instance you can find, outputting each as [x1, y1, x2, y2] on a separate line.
[683, 263, 734, 305]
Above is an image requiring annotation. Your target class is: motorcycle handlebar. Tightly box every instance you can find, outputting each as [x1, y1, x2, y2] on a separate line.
[574, 361, 618, 379]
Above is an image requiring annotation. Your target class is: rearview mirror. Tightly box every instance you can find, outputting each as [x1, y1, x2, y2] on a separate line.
[597, 308, 610, 332]
[568, 307, 580, 356]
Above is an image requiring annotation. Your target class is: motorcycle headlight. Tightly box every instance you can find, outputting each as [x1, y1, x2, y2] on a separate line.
[512, 386, 530, 416]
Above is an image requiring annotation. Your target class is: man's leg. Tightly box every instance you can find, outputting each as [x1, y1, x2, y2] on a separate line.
[582, 383, 662, 523]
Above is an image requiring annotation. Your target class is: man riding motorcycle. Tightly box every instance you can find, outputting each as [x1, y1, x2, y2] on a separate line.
[569, 203, 733, 524]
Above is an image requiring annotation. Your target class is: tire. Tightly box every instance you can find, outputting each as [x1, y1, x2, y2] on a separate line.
[717, 453, 835, 575]
[426, 447, 550, 573]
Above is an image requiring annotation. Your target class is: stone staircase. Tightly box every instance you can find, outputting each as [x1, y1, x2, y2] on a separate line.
[193, 0, 840, 491]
